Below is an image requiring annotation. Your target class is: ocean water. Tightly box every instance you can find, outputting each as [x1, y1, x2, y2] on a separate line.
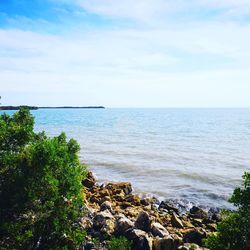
[2, 108, 250, 208]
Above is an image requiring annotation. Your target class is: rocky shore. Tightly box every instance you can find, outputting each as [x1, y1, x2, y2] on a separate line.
[80, 171, 221, 250]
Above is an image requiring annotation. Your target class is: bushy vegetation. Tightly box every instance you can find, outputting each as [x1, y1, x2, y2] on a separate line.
[0, 108, 87, 249]
[107, 236, 132, 250]
[205, 172, 250, 250]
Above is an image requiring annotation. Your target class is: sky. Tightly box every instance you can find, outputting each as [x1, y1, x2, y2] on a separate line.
[0, 0, 250, 107]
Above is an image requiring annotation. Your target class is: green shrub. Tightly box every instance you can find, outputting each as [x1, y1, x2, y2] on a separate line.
[0, 108, 87, 249]
[107, 236, 132, 250]
[205, 172, 250, 250]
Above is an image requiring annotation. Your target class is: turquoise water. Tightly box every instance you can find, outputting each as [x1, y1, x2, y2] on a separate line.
[2, 108, 250, 208]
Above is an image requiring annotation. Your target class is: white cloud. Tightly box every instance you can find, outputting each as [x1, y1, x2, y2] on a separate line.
[74, 0, 168, 21]
[71, 0, 250, 21]
[1, 16, 250, 107]
[1, 0, 250, 106]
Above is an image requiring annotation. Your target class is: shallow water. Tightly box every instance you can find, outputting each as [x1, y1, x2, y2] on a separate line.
[2, 108, 250, 208]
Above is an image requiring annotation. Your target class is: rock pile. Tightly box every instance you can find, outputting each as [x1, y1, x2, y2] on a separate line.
[81, 172, 220, 250]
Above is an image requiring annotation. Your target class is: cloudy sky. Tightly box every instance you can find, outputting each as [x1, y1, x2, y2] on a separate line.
[0, 0, 250, 107]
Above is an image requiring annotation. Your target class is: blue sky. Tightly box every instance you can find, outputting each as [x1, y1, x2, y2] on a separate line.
[0, 0, 250, 107]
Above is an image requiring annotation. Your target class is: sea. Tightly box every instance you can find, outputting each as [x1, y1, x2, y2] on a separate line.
[2, 108, 250, 209]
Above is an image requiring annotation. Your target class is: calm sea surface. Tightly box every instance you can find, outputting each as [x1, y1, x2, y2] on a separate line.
[2, 108, 250, 208]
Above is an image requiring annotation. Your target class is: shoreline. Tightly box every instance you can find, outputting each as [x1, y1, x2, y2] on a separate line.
[81, 171, 221, 250]
[88, 169, 232, 212]
[0, 106, 105, 110]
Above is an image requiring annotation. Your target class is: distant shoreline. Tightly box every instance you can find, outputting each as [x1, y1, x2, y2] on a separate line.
[0, 106, 105, 110]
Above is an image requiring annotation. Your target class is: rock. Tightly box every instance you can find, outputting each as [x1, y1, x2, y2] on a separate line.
[183, 230, 205, 246]
[93, 210, 115, 235]
[208, 208, 222, 222]
[189, 206, 208, 219]
[211, 213, 221, 222]
[99, 189, 110, 198]
[84, 202, 96, 212]
[171, 213, 184, 229]
[152, 197, 161, 205]
[143, 205, 152, 212]
[153, 236, 175, 250]
[202, 217, 214, 225]
[191, 219, 203, 227]
[151, 222, 169, 238]
[99, 196, 111, 205]
[125, 194, 141, 206]
[207, 223, 217, 231]
[100, 201, 112, 211]
[172, 234, 183, 249]
[125, 207, 140, 218]
[116, 217, 134, 236]
[120, 201, 133, 209]
[113, 194, 125, 202]
[93, 210, 114, 226]
[82, 241, 95, 250]
[80, 217, 93, 229]
[141, 198, 152, 206]
[82, 172, 96, 189]
[178, 246, 189, 250]
[106, 182, 132, 196]
[127, 229, 152, 250]
[135, 211, 151, 232]
[182, 220, 195, 228]
[83, 240, 108, 250]
[90, 196, 101, 204]
[178, 243, 201, 250]
[100, 219, 116, 235]
[159, 201, 179, 214]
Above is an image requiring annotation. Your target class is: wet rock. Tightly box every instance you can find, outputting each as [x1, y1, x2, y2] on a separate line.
[141, 198, 152, 206]
[151, 222, 169, 238]
[152, 197, 161, 205]
[171, 213, 184, 229]
[159, 201, 179, 214]
[106, 182, 132, 196]
[82, 172, 96, 189]
[183, 230, 205, 246]
[135, 211, 151, 232]
[84, 175, 219, 249]
[127, 229, 152, 250]
[190, 206, 208, 219]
